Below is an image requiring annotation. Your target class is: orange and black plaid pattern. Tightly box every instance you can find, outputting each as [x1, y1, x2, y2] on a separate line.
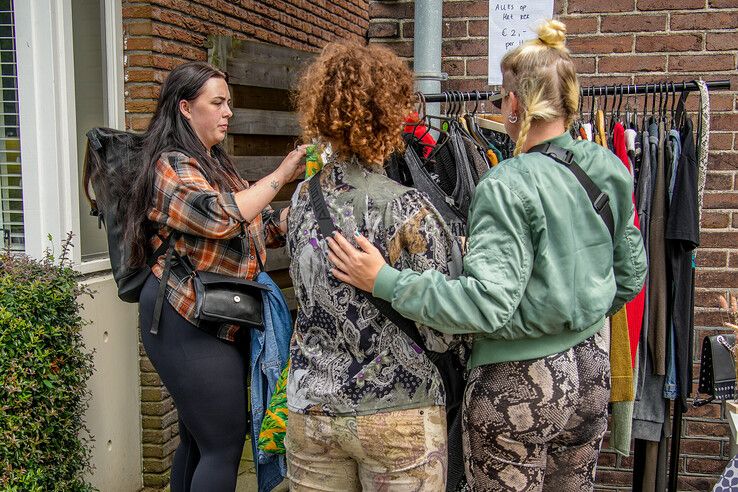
[148, 151, 284, 342]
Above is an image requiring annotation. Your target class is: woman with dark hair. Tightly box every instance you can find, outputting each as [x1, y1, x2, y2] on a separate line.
[284, 41, 468, 491]
[130, 61, 305, 491]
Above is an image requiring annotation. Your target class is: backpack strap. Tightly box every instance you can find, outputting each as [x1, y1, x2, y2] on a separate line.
[150, 231, 180, 335]
[307, 171, 428, 351]
[528, 142, 615, 241]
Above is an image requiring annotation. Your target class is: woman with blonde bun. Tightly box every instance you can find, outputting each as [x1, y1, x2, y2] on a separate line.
[326, 19, 647, 491]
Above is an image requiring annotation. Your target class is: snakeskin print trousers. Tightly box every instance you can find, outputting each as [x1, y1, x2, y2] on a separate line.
[462, 332, 610, 491]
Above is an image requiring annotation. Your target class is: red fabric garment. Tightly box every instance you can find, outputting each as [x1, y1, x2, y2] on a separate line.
[613, 122, 645, 368]
[404, 112, 436, 158]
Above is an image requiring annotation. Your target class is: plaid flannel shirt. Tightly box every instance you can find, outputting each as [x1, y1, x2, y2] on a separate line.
[148, 151, 285, 341]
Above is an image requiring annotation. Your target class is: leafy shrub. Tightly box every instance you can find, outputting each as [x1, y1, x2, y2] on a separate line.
[0, 236, 95, 491]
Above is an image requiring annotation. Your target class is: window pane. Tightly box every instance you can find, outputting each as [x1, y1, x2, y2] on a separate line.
[0, 0, 23, 251]
[72, 0, 109, 261]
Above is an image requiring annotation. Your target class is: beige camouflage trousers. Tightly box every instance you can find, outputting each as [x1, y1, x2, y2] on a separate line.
[285, 405, 447, 491]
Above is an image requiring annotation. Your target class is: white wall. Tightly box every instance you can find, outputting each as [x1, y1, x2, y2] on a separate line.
[80, 275, 142, 491]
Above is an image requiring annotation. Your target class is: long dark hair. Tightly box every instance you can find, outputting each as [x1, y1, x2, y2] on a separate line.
[125, 61, 240, 267]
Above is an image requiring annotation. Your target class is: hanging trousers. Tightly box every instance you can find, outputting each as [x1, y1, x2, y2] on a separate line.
[462, 332, 611, 492]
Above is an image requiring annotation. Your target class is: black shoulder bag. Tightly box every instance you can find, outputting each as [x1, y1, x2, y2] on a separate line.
[150, 228, 269, 335]
[308, 171, 467, 492]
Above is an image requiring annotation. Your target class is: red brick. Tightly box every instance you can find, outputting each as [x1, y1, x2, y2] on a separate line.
[601, 13, 666, 33]
[465, 58, 489, 77]
[702, 210, 731, 227]
[443, 58, 466, 77]
[558, 16, 599, 35]
[670, 54, 736, 73]
[703, 192, 738, 209]
[599, 55, 666, 73]
[706, 32, 738, 51]
[695, 310, 735, 329]
[368, 21, 399, 38]
[125, 20, 153, 35]
[712, 114, 738, 132]
[710, 134, 733, 150]
[709, 152, 738, 171]
[696, 270, 738, 289]
[468, 20, 488, 37]
[695, 250, 728, 267]
[695, 288, 728, 307]
[441, 20, 467, 39]
[569, 0, 635, 12]
[443, 78, 491, 92]
[125, 85, 160, 100]
[443, 39, 487, 57]
[368, 1, 415, 19]
[597, 451, 617, 468]
[686, 457, 729, 474]
[569, 35, 633, 55]
[700, 231, 738, 248]
[443, 1, 490, 18]
[637, 0, 705, 9]
[374, 40, 413, 58]
[636, 33, 702, 52]
[706, 173, 734, 191]
[573, 56, 596, 74]
[710, 0, 738, 5]
[686, 420, 731, 438]
[671, 12, 738, 31]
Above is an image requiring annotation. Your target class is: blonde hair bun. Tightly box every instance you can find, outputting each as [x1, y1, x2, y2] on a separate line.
[537, 19, 567, 50]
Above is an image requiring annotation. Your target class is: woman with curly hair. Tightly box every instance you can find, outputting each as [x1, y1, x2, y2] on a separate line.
[284, 41, 467, 491]
[327, 20, 647, 491]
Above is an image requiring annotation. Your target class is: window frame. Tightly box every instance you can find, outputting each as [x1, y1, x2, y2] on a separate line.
[16, 0, 123, 273]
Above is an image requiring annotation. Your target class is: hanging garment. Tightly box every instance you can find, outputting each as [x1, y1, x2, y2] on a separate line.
[665, 116, 700, 412]
[663, 129, 682, 402]
[635, 128, 653, 400]
[648, 120, 668, 376]
[404, 113, 437, 159]
[614, 122, 646, 368]
[696, 80, 710, 225]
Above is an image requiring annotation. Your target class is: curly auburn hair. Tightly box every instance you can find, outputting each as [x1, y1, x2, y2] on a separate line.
[295, 41, 414, 169]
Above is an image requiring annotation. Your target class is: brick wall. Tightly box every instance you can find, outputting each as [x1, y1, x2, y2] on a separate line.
[369, 0, 738, 490]
[122, 1, 368, 489]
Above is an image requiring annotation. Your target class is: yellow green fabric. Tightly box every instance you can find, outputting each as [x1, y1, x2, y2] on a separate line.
[258, 360, 290, 454]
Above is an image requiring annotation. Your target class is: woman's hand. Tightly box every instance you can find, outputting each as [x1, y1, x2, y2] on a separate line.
[276, 144, 308, 183]
[327, 232, 387, 293]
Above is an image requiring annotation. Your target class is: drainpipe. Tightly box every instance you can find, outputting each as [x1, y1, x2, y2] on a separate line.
[413, 0, 446, 117]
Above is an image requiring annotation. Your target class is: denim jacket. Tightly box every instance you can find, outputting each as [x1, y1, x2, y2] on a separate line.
[250, 271, 292, 492]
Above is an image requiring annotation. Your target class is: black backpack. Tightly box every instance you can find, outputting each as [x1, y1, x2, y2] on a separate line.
[82, 127, 168, 303]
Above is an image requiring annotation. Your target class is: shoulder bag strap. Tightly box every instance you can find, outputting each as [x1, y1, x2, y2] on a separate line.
[307, 171, 428, 351]
[528, 142, 615, 241]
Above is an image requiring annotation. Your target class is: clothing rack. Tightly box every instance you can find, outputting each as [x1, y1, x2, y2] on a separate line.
[419, 79, 730, 104]
[419, 77, 731, 492]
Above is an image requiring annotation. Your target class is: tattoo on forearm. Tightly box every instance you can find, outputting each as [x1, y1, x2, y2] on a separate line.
[270, 180, 280, 190]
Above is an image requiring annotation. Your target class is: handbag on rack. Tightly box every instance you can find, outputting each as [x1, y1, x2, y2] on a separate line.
[308, 171, 468, 492]
[695, 333, 737, 406]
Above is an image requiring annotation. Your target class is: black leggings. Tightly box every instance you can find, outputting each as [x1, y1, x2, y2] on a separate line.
[140, 274, 248, 492]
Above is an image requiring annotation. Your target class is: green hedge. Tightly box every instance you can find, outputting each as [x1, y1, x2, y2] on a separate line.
[0, 237, 95, 491]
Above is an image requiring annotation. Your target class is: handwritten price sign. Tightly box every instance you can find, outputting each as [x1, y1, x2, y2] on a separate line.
[488, 1, 553, 85]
